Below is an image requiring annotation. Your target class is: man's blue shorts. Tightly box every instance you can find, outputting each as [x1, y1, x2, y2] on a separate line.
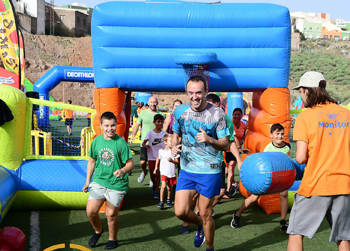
[176, 169, 222, 198]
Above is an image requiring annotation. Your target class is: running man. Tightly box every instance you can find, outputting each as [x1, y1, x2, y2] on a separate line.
[172, 75, 229, 251]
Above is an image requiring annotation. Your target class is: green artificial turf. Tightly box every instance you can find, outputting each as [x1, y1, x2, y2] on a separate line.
[1, 143, 337, 251]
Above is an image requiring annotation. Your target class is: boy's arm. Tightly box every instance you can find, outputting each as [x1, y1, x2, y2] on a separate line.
[83, 157, 96, 192]
[154, 157, 160, 174]
[142, 139, 150, 149]
[73, 111, 76, 120]
[114, 158, 134, 177]
[168, 157, 179, 165]
[230, 141, 243, 171]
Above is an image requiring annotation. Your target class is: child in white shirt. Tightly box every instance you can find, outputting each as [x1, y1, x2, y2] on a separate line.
[154, 134, 179, 209]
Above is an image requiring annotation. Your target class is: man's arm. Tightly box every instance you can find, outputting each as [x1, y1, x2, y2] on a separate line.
[130, 122, 140, 143]
[114, 158, 134, 177]
[171, 132, 182, 157]
[197, 127, 229, 151]
[163, 115, 171, 132]
[295, 140, 308, 164]
[82, 157, 96, 192]
[230, 141, 243, 170]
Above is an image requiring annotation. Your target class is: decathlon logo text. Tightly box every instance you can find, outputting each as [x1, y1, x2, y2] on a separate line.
[65, 71, 94, 79]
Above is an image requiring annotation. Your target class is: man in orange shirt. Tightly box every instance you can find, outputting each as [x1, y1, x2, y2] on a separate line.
[64, 100, 76, 136]
[287, 71, 350, 251]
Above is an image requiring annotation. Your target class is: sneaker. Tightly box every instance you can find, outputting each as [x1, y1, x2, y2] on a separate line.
[230, 212, 241, 229]
[153, 193, 160, 200]
[166, 199, 172, 208]
[149, 180, 154, 187]
[157, 201, 164, 209]
[223, 190, 230, 199]
[179, 226, 189, 234]
[229, 183, 239, 196]
[280, 219, 288, 231]
[194, 225, 206, 247]
[104, 240, 118, 250]
[88, 229, 103, 247]
[137, 170, 148, 183]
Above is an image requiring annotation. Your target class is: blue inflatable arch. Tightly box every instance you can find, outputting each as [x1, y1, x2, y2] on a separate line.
[92, 2, 291, 92]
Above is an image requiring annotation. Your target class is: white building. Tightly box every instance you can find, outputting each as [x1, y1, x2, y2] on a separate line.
[11, 0, 45, 35]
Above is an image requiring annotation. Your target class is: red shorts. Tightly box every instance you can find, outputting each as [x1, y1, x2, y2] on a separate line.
[148, 160, 159, 170]
[161, 175, 177, 185]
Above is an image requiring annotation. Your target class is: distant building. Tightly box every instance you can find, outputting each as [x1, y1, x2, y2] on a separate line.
[337, 22, 350, 41]
[295, 19, 322, 39]
[45, 1, 92, 37]
[322, 23, 342, 40]
[291, 12, 330, 24]
[11, 0, 45, 35]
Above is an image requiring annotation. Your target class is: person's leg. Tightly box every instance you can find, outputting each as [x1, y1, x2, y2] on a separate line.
[175, 189, 202, 226]
[86, 198, 106, 233]
[287, 235, 304, 251]
[337, 241, 350, 251]
[212, 188, 225, 208]
[105, 200, 119, 241]
[66, 125, 70, 134]
[138, 147, 148, 183]
[149, 161, 156, 184]
[160, 180, 166, 202]
[236, 194, 259, 217]
[180, 192, 198, 234]
[197, 194, 215, 249]
[226, 160, 235, 191]
[280, 190, 289, 220]
[166, 182, 172, 200]
[154, 165, 160, 193]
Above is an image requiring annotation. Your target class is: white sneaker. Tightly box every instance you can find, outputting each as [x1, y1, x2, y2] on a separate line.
[149, 180, 154, 187]
[138, 172, 146, 183]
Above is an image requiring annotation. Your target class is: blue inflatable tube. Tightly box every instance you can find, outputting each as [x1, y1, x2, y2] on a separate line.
[33, 66, 94, 126]
[241, 152, 296, 195]
[15, 159, 88, 192]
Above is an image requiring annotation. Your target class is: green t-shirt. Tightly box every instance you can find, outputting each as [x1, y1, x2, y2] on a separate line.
[89, 134, 133, 191]
[221, 114, 235, 162]
[131, 105, 138, 118]
[263, 142, 291, 155]
[137, 109, 164, 146]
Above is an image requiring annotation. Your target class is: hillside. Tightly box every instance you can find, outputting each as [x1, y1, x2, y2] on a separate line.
[289, 40, 350, 105]
[20, 34, 350, 107]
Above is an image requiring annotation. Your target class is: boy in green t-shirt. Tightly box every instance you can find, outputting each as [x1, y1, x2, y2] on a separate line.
[83, 112, 134, 250]
[231, 123, 290, 231]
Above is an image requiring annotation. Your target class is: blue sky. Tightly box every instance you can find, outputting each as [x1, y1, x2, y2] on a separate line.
[50, 0, 349, 21]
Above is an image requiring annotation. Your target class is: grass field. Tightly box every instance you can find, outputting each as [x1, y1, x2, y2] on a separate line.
[1, 142, 337, 251]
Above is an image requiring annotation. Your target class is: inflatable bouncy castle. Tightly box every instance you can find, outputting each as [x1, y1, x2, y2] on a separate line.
[0, 1, 293, 221]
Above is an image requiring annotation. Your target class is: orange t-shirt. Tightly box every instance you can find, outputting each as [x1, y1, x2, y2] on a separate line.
[64, 109, 74, 119]
[233, 120, 247, 142]
[294, 103, 350, 197]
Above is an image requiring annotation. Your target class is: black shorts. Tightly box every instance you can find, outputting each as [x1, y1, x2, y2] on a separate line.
[65, 118, 73, 126]
[221, 161, 226, 189]
[140, 146, 147, 161]
[87, 118, 91, 127]
[225, 152, 237, 163]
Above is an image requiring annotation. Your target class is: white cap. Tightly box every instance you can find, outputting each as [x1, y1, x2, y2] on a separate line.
[292, 71, 326, 90]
